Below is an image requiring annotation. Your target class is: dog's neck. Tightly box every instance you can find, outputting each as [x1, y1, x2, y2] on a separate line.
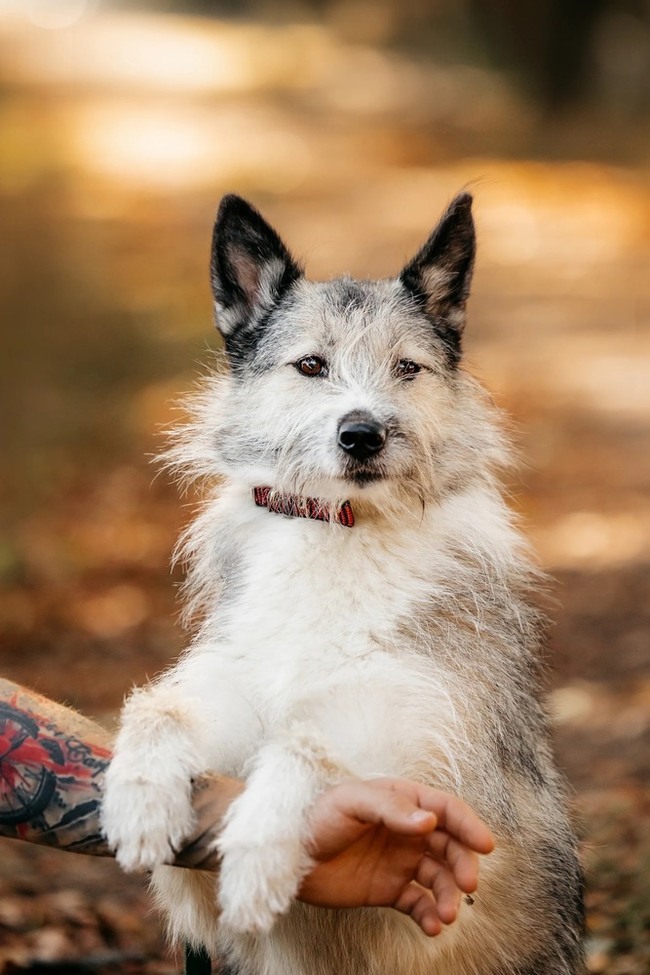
[253, 486, 355, 528]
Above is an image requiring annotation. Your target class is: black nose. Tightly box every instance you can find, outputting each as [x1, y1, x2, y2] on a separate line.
[338, 415, 387, 461]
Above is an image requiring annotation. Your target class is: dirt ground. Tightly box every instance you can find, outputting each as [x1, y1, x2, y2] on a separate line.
[0, 9, 649, 974]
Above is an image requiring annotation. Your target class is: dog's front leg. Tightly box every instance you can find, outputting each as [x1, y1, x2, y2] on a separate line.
[217, 726, 346, 934]
[101, 682, 211, 873]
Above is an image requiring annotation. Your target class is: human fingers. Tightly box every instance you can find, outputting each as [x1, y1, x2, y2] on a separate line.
[415, 856, 463, 925]
[332, 779, 438, 836]
[393, 881, 443, 937]
[357, 779, 494, 853]
[410, 786, 495, 855]
[426, 830, 481, 893]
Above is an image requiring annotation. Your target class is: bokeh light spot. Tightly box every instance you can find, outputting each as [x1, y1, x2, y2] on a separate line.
[28, 0, 91, 30]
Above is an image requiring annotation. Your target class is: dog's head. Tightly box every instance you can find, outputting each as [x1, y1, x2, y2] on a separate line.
[205, 194, 506, 508]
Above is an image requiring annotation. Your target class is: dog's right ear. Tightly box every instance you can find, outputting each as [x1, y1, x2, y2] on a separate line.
[210, 195, 302, 342]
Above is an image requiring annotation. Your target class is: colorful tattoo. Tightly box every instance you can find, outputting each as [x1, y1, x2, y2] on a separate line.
[0, 684, 111, 855]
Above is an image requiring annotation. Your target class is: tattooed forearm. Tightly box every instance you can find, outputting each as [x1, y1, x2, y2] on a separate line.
[0, 678, 112, 854]
[0, 679, 241, 867]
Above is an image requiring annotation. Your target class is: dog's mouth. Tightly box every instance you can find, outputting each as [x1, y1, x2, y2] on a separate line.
[341, 460, 386, 487]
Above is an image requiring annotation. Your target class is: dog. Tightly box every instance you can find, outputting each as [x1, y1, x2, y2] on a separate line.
[101, 193, 584, 975]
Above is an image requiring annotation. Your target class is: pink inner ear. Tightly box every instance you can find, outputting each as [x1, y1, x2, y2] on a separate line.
[231, 247, 261, 306]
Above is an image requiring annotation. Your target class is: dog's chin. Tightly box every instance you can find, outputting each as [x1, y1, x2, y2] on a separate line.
[339, 455, 392, 487]
[333, 465, 393, 502]
[254, 460, 398, 505]
[344, 469, 383, 488]
[268, 469, 386, 504]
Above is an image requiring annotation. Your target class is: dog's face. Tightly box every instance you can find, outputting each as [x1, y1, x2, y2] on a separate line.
[209, 194, 487, 505]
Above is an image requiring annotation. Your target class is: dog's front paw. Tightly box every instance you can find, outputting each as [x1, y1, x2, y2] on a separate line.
[101, 769, 195, 873]
[218, 838, 309, 933]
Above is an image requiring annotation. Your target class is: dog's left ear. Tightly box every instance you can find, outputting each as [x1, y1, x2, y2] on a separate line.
[210, 195, 302, 342]
[399, 193, 475, 356]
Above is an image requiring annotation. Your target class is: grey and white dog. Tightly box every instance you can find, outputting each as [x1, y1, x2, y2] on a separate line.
[102, 194, 584, 975]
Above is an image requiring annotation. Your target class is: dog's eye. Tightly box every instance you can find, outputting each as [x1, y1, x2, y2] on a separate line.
[295, 355, 327, 377]
[396, 359, 421, 380]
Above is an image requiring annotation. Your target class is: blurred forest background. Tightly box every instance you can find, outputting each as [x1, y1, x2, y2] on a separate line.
[0, 0, 649, 972]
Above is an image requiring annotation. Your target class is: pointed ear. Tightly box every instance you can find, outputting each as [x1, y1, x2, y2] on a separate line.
[399, 193, 475, 351]
[210, 195, 302, 340]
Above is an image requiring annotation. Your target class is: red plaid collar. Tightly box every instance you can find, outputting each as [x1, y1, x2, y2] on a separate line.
[253, 486, 355, 528]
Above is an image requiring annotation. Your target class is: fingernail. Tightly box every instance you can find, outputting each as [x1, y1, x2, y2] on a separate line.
[409, 810, 435, 824]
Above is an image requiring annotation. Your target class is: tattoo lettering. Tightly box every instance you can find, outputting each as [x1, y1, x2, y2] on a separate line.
[0, 697, 111, 854]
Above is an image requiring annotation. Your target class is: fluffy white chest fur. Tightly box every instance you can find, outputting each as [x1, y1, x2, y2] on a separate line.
[172, 482, 486, 784]
[176, 488, 488, 764]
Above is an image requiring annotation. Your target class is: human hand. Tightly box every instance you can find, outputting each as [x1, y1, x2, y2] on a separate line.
[298, 777, 495, 936]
